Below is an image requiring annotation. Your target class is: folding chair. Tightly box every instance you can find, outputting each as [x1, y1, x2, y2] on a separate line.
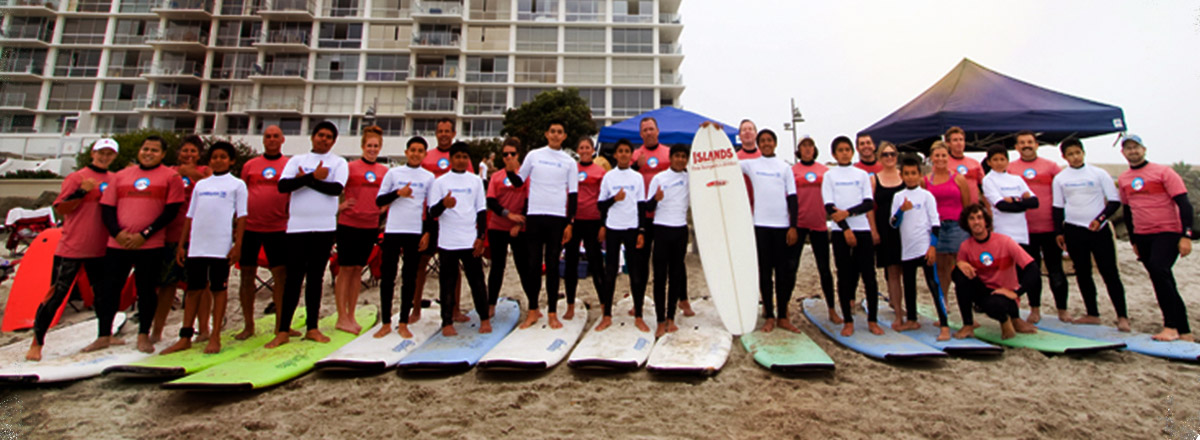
[233, 248, 274, 294]
[4, 207, 55, 257]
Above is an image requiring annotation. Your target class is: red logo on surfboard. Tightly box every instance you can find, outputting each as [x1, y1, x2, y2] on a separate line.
[706, 180, 727, 187]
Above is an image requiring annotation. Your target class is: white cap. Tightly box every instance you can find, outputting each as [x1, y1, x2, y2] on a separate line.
[92, 138, 118, 152]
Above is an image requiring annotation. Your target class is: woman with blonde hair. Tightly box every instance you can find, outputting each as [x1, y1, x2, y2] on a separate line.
[924, 141, 972, 295]
[333, 125, 388, 334]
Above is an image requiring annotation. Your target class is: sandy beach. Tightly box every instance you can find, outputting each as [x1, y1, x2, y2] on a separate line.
[0, 239, 1198, 439]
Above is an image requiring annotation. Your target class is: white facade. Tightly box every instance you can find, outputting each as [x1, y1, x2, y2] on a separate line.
[0, 0, 683, 157]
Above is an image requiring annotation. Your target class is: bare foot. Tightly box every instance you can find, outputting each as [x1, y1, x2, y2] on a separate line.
[149, 332, 162, 344]
[396, 324, 413, 339]
[1116, 318, 1131, 333]
[136, 334, 155, 354]
[634, 318, 650, 333]
[1026, 308, 1042, 324]
[867, 322, 885, 335]
[901, 321, 922, 331]
[289, 329, 302, 337]
[160, 338, 192, 355]
[441, 325, 457, 337]
[655, 322, 667, 338]
[264, 333, 290, 349]
[520, 310, 543, 329]
[890, 319, 905, 332]
[25, 343, 42, 361]
[547, 313, 563, 329]
[828, 308, 844, 325]
[479, 320, 492, 334]
[1181, 333, 1195, 342]
[304, 329, 331, 343]
[665, 320, 678, 333]
[1056, 309, 1073, 323]
[840, 322, 854, 337]
[1000, 320, 1016, 340]
[1151, 328, 1181, 342]
[234, 327, 255, 341]
[453, 309, 470, 323]
[563, 305, 575, 320]
[409, 309, 422, 323]
[777, 318, 801, 333]
[679, 300, 695, 317]
[1073, 315, 1101, 325]
[761, 318, 776, 333]
[937, 326, 951, 341]
[81, 336, 125, 353]
[1012, 318, 1038, 334]
[953, 324, 978, 340]
[203, 338, 221, 354]
[195, 332, 210, 343]
[595, 316, 613, 331]
[373, 324, 392, 339]
[336, 320, 361, 335]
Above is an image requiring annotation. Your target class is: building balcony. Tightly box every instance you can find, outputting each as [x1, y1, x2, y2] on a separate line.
[0, 93, 36, 112]
[659, 13, 682, 25]
[410, 31, 460, 51]
[0, 25, 54, 47]
[516, 10, 556, 22]
[370, 4, 409, 19]
[105, 65, 150, 78]
[248, 62, 308, 84]
[216, 0, 258, 16]
[253, 30, 310, 51]
[152, 0, 212, 19]
[211, 65, 254, 80]
[320, 3, 360, 17]
[464, 71, 506, 83]
[142, 60, 204, 82]
[461, 102, 504, 116]
[73, 0, 110, 12]
[659, 73, 683, 86]
[612, 13, 653, 24]
[214, 33, 258, 49]
[258, 0, 315, 21]
[659, 42, 683, 55]
[364, 69, 409, 82]
[0, 0, 59, 17]
[408, 97, 455, 113]
[145, 28, 210, 52]
[136, 93, 199, 113]
[52, 65, 100, 77]
[99, 98, 140, 112]
[117, 0, 156, 13]
[112, 33, 152, 45]
[410, 64, 457, 81]
[0, 62, 45, 80]
[411, 1, 462, 23]
[468, 7, 507, 21]
[246, 97, 305, 114]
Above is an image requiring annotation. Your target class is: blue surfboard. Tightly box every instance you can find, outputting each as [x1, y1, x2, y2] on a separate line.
[395, 298, 520, 372]
[1023, 312, 1200, 362]
[867, 298, 1002, 355]
[801, 298, 946, 361]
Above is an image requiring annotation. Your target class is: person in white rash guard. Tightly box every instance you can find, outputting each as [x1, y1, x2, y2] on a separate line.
[981, 145, 1037, 247]
[889, 155, 950, 340]
[740, 129, 801, 334]
[596, 139, 649, 333]
[373, 136, 437, 339]
[267, 121, 349, 349]
[645, 143, 692, 337]
[515, 120, 579, 330]
[822, 136, 883, 337]
[426, 142, 491, 337]
[1051, 138, 1128, 330]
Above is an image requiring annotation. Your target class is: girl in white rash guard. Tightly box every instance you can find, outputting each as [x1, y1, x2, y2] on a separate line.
[739, 129, 801, 333]
[515, 120, 579, 330]
[645, 143, 692, 337]
[426, 142, 492, 336]
[374, 136, 437, 339]
[1051, 138, 1127, 330]
[981, 144, 1037, 246]
[596, 139, 649, 333]
[822, 136, 882, 337]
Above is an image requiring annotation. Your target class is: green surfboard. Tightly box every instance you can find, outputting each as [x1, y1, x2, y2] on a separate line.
[163, 306, 378, 391]
[919, 304, 1124, 354]
[104, 311, 307, 378]
[740, 329, 835, 373]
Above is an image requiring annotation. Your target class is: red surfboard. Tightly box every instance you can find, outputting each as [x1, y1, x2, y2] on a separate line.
[2, 228, 68, 332]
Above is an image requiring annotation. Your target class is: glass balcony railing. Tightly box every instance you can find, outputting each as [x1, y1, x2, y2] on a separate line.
[112, 32, 151, 45]
[137, 93, 199, 111]
[321, 3, 359, 16]
[0, 24, 54, 42]
[100, 98, 139, 111]
[659, 42, 682, 54]
[0, 61, 44, 76]
[0, 93, 29, 108]
[263, 0, 314, 14]
[148, 60, 203, 77]
[118, 0, 155, 12]
[255, 62, 308, 77]
[248, 97, 305, 111]
[211, 65, 254, 79]
[146, 27, 210, 44]
[413, 1, 460, 16]
[218, 0, 257, 15]
[364, 69, 409, 81]
[408, 97, 455, 112]
[413, 64, 457, 79]
[462, 102, 504, 115]
[106, 65, 150, 77]
[659, 13, 681, 24]
[612, 13, 652, 23]
[260, 30, 310, 45]
[156, 0, 212, 13]
[660, 73, 682, 85]
[411, 31, 460, 47]
[464, 71, 506, 83]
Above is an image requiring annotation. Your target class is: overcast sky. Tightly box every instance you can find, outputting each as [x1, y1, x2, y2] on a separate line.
[676, 0, 1200, 165]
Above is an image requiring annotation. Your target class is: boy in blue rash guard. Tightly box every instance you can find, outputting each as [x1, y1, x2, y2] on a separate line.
[822, 136, 883, 337]
[644, 143, 692, 337]
[890, 155, 950, 340]
[427, 142, 492, 336]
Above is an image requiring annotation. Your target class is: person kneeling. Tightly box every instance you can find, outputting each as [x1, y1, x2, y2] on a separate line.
[952, 203, 1039, 340]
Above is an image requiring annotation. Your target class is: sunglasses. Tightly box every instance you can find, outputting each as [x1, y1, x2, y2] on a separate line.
[502, 152, 519, 157]
[880, 152, 898, 158]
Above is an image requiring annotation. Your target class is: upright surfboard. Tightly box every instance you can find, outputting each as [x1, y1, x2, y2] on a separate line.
[2, 228, 66, 332]
[163, 307, 377, 391]
[315, 305, 443, 371]
[687, 125, 758, 336]
[646, 298, 732, 376]
[921, 305, 1124, 354]
[1021, 312, 1197, 361]
[801, 298, 947, 361]
[568, 297, 658, 370]
[0, 313, 184, 383]
[396, 298, 520, 372]
[105, 311, 307, 378]
[868, 298, 1002, 355]
[479, 300, 587, 370]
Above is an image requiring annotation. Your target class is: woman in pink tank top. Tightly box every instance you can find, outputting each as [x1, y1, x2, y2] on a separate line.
[924, 141, 972, 292]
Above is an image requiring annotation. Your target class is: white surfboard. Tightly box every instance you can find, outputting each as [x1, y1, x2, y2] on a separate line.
[646, 298, 733, 376]
[0, 313, 180, 383]
[478, 300, 588, 370]
[315, 305, 443, 371]
[568, 296, 658, 370]
[687, 125, 759, 335]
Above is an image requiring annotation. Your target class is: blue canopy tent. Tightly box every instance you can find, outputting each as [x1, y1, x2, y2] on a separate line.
[598, 107, 739, 147]
[861, 58, 1126, 152]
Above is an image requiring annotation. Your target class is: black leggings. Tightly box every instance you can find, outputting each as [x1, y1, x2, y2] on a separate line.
[1063, 224, 1127, 318]
[755, 226, 799, 319]
[278, 231, 335, 333]
[1021, 232, 1069, 310]
[438, 248, 488, 327]
[100, 248, 164, 336]
[563, 219, 604, 306]
[488, 229, 532, 308]
[796, 228, 835, 310]
[902, 257, 949, 326]
[524, 215, 566, 313]
[832, 230, 878, 323]
[952, 268, 1020, 326]
[1134, 233, 1190, 334]
[34, 256, 104, 344]
[603, 228, 644, 317]
[378, 233, 421, 325]
[653, 225, 688, 322]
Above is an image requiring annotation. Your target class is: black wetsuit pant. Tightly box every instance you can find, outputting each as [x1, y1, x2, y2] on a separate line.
[1133, 232, 1190, 334]
[602, 228, 643, 317]
[438, 248, 488, 327]
[1021, 232, 1069, 310]
[524, 215, 566, 313]
[488, 229, 531, 308]
[100, 248, 163, 336]
[653, 225, 688, 322]
[1063, 224, 1127, 318]
[378, 233, 421, 325]
[563, 219, 604, 306]
[832, 230, 878, 323]
[278, 231, 335, 333]
[755, 226, 799, 319]
[901, 257, 949, 326]
[34, 256, 104, 344]
[796, 228, 835, 310]
[952, 268, 1020, 326]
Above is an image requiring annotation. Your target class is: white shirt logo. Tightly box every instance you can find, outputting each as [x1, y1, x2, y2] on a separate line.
[1023, 168, 1036, 179]
[1131, 177, 1145, 191]
[365, 171, 377, 183]
[262, 167, 277, 179]
[956, 165, 968, 175]
[134, 177, 151, 191]
[647, 157, 660, 169]
[979, 251, 994, 267]
[578, 171, 587, 182]
[99, 182, 109, 193]
[437, 158, 449, 170]
[805, 172, 817, 182]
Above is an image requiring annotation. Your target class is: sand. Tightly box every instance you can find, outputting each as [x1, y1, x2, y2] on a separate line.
[0, 240, 1198, 439]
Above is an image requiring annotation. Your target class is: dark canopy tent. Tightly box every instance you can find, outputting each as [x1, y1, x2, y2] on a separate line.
[598, 107, 738, 152]
[861, 58, 1127, 152]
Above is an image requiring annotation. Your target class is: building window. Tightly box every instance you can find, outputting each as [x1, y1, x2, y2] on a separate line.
[112, 20, 155, 45]
[463, 88, 506, 115]
[256, 117, 303, 135]
[612, 58, 652, 84]
[410, 88, 456, 112]
[0, 49, 47, 76]
[258, 85, 306, 112]
[613, 28, 652, 53]
[60, 18, 108, 45]
[466, 56, 508, 82]
[0, 114, 37, 133]
[106, 50, 152, 77]
[365, 55, 409, 81]
[371, 0, 411, 18]
[3, 17, 54, 42]
[565, 0, 603, 22]
[315, 54, 360, 80]
[216, 20, 261, 47]
[0, 82, 41, 109]
[612, 88, 653, 116]
[564, 28, 604, 53]
[95, 114, 142, 134]
[411, 118, 440, 136]
[260, 54, 309, 78]
[54, 50, 102, 77]
[578, 88, 605, 114]
[74, 0, 110, 12]
[319, 23, 363, 48]
[470, 0, 508, 20]
[563, 58, 604, 83]
[323, 0, 360, 16]
[467, 25, 509, 51]
[514, 57, 556, 83]
[514, 87, 552, 106]
[371, 117, 404, 136]
[311, 86, 357, 113]
[212, 52, 256, 79]
[368, 24, 412, 49]
[363, 86, 407, 114]
[100, 83, 147, 111]
[517, 0, 557, 21]
[613, 0, 652, 23]
[47, 82, 96, 110]
[463, 119, 503, 138]
[515, 27, 557, 52]
[118, 0, 154, 13]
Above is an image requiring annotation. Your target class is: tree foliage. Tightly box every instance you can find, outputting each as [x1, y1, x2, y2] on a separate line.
[501, 88, 598, 154]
